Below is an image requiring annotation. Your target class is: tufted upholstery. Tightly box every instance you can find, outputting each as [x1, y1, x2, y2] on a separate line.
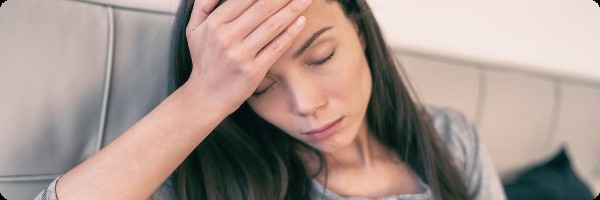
[0, 0, 598, 199]
[397, 50, 600, 194]
[0, 0, 176, 199]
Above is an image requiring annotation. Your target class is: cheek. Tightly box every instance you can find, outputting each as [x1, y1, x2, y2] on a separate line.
[329, 50, 372, 104]
[350, 44, 373, 99]
[358, 57, 373, 98]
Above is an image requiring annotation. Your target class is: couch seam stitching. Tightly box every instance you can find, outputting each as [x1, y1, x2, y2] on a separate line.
[96, 5, 115, 152]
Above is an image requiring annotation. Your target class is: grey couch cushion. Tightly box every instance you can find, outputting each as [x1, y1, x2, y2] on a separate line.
[0, 1, 108, 198]
[0, 0, 174, 199]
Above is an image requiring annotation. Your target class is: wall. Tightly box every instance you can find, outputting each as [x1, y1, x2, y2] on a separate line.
[368, 0, 600, 83]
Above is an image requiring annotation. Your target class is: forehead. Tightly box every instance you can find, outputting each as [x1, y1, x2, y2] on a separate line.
[297, 1, 348, 39]
[302, 0, 339, 20]
[280, 1, 353, 55]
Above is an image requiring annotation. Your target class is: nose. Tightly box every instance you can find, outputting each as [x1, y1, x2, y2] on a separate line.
[287, 77, 327, 116]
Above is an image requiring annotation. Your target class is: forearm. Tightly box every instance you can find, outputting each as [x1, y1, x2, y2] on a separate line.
[55, 83, 229, 199]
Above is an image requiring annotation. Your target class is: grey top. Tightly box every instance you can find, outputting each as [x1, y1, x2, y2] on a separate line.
[35, 107, 506, 200]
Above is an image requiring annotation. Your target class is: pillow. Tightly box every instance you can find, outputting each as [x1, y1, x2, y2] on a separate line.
[503, 147, 594, 200]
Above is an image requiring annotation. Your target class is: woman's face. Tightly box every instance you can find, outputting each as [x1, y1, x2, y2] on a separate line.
[246, 1, 372, 153]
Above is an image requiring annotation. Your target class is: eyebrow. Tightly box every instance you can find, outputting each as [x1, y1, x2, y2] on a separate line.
[292, 26, 334, 59]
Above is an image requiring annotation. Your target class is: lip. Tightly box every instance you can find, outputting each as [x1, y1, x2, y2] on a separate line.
[303, 117, 344, 141]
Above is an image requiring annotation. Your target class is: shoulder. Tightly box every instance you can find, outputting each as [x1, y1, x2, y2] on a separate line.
[424, 106, 507, 200]
[424, 106, 479, 179]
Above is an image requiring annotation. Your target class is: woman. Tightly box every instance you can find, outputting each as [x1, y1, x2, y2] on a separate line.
[37, 0, 505, 199]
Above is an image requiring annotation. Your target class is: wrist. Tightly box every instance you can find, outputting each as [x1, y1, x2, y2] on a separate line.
[177, 79, 239, 118]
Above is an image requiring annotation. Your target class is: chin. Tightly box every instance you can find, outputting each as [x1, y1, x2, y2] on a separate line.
[306, 129, 357, 153]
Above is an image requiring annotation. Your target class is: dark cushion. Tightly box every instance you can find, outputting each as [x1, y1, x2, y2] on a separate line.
[503, 147, 594, 200]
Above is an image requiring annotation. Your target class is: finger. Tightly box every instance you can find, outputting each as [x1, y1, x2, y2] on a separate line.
[254, 16, 306, 72]
[231, 0, 293, 39]
[242, 0, 311, 55]
[209, 0, 257, 24]
[187, 0, 220, 33]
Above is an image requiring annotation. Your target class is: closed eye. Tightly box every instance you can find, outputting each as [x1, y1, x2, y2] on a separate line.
[252, 80, 278, 98]
[252, 86, 272, 97]
[310, 50, 335, 66]
[252, 50, 335, 98]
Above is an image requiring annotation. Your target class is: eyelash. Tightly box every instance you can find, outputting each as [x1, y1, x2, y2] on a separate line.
[252, 51, 336, 98]
[252, 87, 271, 97]
[310, 50, 335, 66]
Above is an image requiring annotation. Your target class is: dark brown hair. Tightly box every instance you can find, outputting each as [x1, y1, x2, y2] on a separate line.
[169, 0, 469, 199]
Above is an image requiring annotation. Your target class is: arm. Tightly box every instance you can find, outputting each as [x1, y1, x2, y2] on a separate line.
[54, 85, 227, 199]
[34, 86, 224, 200]
[39, 0, 311, 199]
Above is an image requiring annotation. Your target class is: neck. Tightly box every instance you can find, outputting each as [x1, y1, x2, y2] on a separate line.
[323, 119, 397, 170]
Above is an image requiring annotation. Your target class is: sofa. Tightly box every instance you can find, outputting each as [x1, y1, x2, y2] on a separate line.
[0, 0, 598, 199]
[396, 49, 600, 196]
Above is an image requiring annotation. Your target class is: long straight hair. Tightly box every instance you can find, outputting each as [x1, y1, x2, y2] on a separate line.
[169, 0, 469, 199]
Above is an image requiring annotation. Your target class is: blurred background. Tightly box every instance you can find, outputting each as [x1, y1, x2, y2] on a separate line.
[1, 0, 599, 199]
[371, 0, 600, 83]
[370, 0, 600, 195]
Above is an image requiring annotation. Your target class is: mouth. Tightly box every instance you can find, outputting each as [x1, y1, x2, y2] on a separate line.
[303, 117, 344, 140]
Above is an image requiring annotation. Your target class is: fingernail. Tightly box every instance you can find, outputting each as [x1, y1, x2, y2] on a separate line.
[295, 16, 306, 28]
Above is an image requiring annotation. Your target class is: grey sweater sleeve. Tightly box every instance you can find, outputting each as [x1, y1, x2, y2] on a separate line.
[34, 176, 60, 200]
[34, 175, 176, 200]
[428, 107, 507, 200]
